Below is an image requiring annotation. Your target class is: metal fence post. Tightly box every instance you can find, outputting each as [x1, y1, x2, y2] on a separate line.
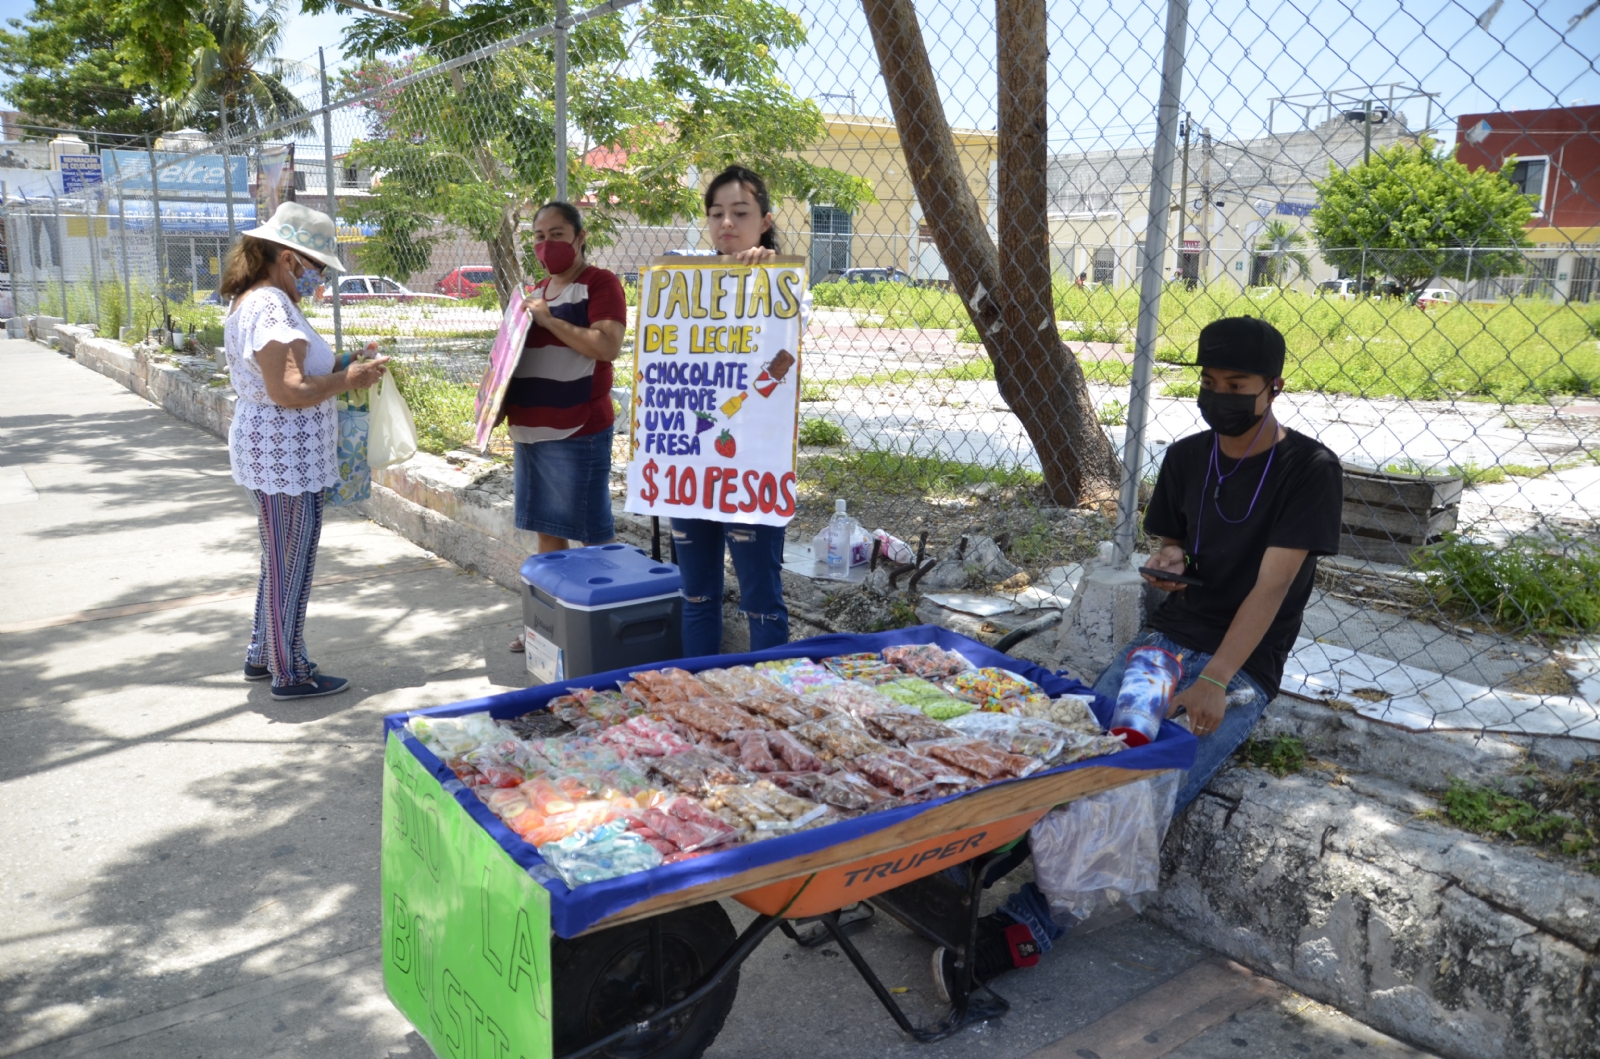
[320, 47, 344, 357]
[148, 145, 171, 332]
[555, 0, 570, 201]
[24, 200, 41, 317]
[220, 96, 238, 242]
[1112, 0, 1191, 566]
[115, 178, 133, 336]
[86, 192, 102, 328]
[49, 188, 70, 322]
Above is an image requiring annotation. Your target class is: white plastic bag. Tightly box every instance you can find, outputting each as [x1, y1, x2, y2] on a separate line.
[1029, 769, 1180, 922]
[368, 372, 418, 469]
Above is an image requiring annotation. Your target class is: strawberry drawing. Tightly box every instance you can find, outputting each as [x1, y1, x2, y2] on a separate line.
[714, 430, 736, 458]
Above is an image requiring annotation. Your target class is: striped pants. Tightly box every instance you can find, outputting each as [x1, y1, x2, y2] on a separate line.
[246, 489, 324, 687]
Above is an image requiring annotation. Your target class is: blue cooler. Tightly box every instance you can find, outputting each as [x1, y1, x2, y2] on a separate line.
[520, 544, 683, 684]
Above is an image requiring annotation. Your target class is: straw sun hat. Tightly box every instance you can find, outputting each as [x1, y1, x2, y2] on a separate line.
[242, 202, 345, 272]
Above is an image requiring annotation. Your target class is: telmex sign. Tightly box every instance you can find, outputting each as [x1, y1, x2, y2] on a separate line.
[103, 149, 249, 195]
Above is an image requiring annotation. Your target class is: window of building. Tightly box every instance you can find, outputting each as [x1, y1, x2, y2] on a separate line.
[1571, 257, 1600, 304]
[810, 205, 851, 282]
[1520, 257, 1558, 299]
[1092, 246, 1116, 285]
[1508, 156, 1549, 215]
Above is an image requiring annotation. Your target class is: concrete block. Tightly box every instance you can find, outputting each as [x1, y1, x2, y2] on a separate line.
[5, 317, 26, 338]
[1056, 562, 1152, 676]
[28, 315, 62, 342]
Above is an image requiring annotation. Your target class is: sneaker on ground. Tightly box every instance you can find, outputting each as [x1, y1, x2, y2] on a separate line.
[270, 675, 350, 701]
[930, 913, 1040, 1005]
[245, 660, 317, 681]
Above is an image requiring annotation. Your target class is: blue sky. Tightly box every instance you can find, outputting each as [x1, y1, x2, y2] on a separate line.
[0, 0, 1594, 149]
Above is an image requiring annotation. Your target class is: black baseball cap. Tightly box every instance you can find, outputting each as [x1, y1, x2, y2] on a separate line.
[1187, 316, 1286, 378]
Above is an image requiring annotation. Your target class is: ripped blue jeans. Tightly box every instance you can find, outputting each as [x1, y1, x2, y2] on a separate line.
[670, 517, 789, 657]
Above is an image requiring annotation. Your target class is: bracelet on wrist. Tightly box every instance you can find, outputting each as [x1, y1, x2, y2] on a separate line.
[1198, 674, 1229, 692]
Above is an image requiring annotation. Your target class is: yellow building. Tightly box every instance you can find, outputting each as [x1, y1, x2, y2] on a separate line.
[779, 113, 997, 282]
[586, 113, 998, 285]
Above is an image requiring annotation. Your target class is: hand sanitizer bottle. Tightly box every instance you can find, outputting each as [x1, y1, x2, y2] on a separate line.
[826, 498, 852, 580]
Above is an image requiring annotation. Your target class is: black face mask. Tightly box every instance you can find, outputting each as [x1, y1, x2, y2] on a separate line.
[1196, 386, 1269, 436]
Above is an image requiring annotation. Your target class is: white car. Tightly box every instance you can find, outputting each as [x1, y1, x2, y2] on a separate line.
[318, 274, 445, 306]
[1417, 287, 1457, 309]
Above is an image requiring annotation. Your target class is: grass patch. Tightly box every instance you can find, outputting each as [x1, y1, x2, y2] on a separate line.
[1412, 531, 1600, 633]
[1163, 379, 1201, 398]
[798, 417, 846, 446]
[1097, 398, 1129, 426]
[800, 381, 832, 402]
[805, 449, 1042, 497]
[1437, 770, 1598, 870]
[1063, 322, 1125, 344]
[1235, 734, 1307, 777]
[389, 359, 480, 456]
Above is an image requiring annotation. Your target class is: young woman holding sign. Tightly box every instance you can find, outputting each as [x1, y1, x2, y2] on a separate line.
[505, 202, 628, 555]
[670, 165, 807, 656]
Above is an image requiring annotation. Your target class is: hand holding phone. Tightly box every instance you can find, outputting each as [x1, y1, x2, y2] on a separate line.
[1138, 565, 1204, 588]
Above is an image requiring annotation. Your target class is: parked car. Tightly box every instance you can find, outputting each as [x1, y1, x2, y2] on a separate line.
[840, 267, 912, 285]
[1417, 287, 1457, 309]
[436, 265, 498, 299]
[318, 275, 440, 306]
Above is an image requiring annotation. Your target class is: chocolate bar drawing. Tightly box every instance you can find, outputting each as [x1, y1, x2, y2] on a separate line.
[754, 349, 795, 398]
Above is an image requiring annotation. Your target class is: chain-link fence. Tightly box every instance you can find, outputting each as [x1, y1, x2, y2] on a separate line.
[6, 0, 1598, 733]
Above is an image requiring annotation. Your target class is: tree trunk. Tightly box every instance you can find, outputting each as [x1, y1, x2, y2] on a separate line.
[859, 0, 1119, 505]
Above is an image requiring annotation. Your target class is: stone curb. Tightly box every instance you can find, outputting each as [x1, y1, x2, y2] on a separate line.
[1151, 767, 1600, 1059]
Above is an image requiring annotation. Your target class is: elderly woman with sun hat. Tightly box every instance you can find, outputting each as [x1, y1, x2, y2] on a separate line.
[221, 202, 389, 701]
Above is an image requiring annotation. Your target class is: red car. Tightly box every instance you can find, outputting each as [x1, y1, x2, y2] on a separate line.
[436, 266, 497, 298]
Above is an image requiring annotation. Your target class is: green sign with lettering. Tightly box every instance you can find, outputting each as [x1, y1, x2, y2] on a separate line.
[382, 732, 554, 1059]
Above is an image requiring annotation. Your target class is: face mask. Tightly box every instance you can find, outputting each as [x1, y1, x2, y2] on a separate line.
[1196, 386, 1269, 436]
[535, 238, 577, 274]
[294, 264, 322, 300]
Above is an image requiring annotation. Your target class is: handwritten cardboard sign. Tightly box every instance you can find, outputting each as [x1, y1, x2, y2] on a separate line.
[624, 256, 804, 526]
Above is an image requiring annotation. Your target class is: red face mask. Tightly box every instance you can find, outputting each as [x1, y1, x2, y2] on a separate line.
[535, 238, 577, 274]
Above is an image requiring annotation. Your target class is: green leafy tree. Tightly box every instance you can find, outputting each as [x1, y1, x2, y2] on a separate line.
[170, 0, 310, 137]
[0, 0, 169, 135]
[319, 0, 873, 305]
[1254, 218, 1312, 287]
[1312, 140, 1535, 294]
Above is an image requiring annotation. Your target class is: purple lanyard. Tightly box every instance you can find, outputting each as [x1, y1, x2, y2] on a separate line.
[1192, 422, 1276, 562]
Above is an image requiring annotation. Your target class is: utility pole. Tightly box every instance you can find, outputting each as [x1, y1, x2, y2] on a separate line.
[1176, 111, 1190, 276]
[220, 95, 237, 242]
[1199, 126, 1212, 287]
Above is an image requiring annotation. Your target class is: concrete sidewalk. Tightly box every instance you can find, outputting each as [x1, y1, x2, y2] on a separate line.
[0, 337, 1440, 1059]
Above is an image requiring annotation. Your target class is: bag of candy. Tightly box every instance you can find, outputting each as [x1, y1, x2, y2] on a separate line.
[922, 738, 1041, 780]
[822, 652, 904, 685]
[877, 676, 973, 720]
[853, 753, 938, 796]
[538, 820, 664, 887]
[863, 707, 961, 745]
[787, 713, 888, 761]
[731, 730, 779, 772]
[944, 667, 1043, 710]
[736, 694, 810, 728]
[882, 644, 975, 679]
[754, 657, 845, 695]
[766, 729, 824, 772]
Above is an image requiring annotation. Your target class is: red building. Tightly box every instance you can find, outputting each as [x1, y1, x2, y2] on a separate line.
[1454, 103, 1600, 230]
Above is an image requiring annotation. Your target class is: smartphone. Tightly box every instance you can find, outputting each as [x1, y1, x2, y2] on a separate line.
[1138, 565, 1204, 587]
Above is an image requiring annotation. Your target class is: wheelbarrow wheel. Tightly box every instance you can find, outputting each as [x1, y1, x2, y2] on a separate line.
[552, 902, 739, 1059]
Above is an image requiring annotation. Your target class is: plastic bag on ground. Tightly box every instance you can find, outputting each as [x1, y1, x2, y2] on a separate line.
[1028, 769, 1180, 923]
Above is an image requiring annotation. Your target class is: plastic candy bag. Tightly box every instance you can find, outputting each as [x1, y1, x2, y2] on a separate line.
[407, 712, 500, 756]
[944, 712, 1065, 762]
[922, 738, 1040, 780]
[1029, 770, 1179, 920]
[853, 753, 938, 796]
[863, 707, 960, 746]
[787, 714, 888, 762]
[878, 677, 973, 720]
[697, 666, 784, 698]
[781, 769, 892, 812]
[755, 658, 845, 695]
[822, 653, 904, 685]
[812, 681, 902, 718]
[766, 730, 824, 772]
[882, 644, 974, 678]
[539, 820, 664, 887]
[732, 730, 779, 772]
[944, 667, 1042, 710]
[1007, 693, 1104, 736]
[736, 694, 810, 728]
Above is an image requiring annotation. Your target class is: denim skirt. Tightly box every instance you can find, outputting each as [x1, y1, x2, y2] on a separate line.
[513, 428, 615, 543]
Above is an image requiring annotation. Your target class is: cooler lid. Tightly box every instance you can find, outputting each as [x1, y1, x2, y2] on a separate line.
[519, 544, 682, 607]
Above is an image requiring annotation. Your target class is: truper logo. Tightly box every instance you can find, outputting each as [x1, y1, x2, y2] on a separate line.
[840, 832, 987, 888]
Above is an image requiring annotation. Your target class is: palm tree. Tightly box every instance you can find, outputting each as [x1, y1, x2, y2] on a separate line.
[1255, 219, 1313, 288]
[169, 0, 310, 138]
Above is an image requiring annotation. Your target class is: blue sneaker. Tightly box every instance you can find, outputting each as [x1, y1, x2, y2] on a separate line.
[269, 675, 349, 701]
[245, 660, 317, 681]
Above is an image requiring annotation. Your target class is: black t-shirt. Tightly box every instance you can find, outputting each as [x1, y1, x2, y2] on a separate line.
[1144, 427, 1343, 697]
